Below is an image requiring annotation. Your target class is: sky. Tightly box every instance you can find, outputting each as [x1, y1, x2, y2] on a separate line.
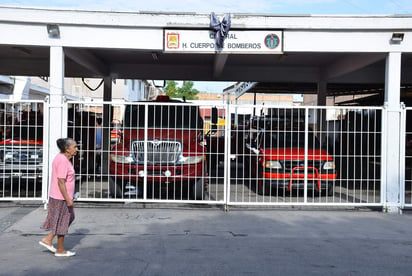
[1, 0, 411, 92]
[2, 0, 412, 14]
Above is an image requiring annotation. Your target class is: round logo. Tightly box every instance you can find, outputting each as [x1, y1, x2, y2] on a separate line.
[264, 34, 280, 49]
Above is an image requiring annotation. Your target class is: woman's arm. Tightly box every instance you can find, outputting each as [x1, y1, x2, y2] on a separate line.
[57, 178, 74, 208]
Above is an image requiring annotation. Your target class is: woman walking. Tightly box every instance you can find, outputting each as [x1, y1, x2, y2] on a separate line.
[39, 138, 78, 257]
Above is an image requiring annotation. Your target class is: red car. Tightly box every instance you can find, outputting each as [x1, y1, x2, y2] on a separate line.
[244, 126, 337, 196]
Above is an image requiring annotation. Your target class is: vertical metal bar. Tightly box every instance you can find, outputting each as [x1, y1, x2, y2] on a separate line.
[84, 104, 90, 197]
[366, 110, 371, 203]
[353, 110, 358, 202]
[338, 108, 343, 203]
[400, 105, 406, 208]
[381, 106, 388, 207]
[407, 108, 412, 207]
[290, 107, 294, 202]
[224, 101, 230, 207]
[41, 99, 49, 205]
[15, 103, 21, 198]
[360, 110, 364, 202]
[304, 107, 309, 203]
[331, 107, 337, 202]
[143, 103, 148, 201]
[0, 103, 4, 198]
[376, 108, 380, 203]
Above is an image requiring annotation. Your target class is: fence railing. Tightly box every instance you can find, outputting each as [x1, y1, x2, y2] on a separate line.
[0, 99, 47, 201]
[402, 108, 412, 208]
[226, 104, 383, 206]
[0, 99, 398, 209]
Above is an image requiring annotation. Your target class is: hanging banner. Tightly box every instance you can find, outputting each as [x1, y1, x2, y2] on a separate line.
[164, 29, 283, 54]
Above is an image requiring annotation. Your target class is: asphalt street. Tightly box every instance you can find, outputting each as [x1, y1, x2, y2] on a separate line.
[1, 203, 412, 276]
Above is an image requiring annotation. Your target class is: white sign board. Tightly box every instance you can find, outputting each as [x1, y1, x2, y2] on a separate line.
[164, 30, 283, 54]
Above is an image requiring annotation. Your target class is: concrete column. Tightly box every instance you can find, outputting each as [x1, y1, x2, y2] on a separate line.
[317, 81, 327, 106]
[317, 81, 327, 138]
[384, 52, 402, 213]
[102, 77, 112, 174]
[48, 46, 65, 188]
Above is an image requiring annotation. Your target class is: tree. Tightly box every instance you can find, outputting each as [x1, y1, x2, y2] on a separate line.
[164, 80, 178, 98]
[163, 81, 199, 100]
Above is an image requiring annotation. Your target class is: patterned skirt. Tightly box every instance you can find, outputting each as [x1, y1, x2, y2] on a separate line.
[41, 197, 75, 235]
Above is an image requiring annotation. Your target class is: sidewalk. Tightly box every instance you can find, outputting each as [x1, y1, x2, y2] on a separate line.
[1, 203, 412, 275]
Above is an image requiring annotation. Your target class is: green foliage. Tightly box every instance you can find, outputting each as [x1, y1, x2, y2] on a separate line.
[163, 80, 199, 100]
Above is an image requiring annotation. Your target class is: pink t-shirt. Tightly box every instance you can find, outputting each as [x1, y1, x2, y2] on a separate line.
[48, 153, 75, 200]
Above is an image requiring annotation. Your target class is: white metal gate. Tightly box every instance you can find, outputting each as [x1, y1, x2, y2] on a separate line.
[65, 100, 225, 204]
[227, 104, 383, 207]
[61, 101, 384, 207]
[0, 99, 48, 202]
[402, 107, 412, 208]
[0, 99, 387, 208]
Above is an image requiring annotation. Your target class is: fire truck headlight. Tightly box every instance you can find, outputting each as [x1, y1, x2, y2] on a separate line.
[323, 161, 336, 170]
[264, 160, 282, 169]
[110, 154, 134, 164]
[3, 151, 16, 162]
[179, 155, 204, 165]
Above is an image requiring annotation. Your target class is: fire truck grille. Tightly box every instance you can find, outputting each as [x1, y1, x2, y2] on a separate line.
[132, 140, 182, 164]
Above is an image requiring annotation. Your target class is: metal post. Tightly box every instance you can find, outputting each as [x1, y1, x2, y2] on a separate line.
[384, 52, 402, 213]
[224, 101, 231, 210]
[102, 77, 112, 175]
[400, 104, 406, 209]
[46, 46, 65, 204]
[304, 107, 309, 203]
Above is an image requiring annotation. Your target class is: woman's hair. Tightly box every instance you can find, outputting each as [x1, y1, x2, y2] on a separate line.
[56, 138, 75, 153]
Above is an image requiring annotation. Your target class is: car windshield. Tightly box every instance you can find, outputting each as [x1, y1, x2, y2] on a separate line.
[5, 111, 43, 140]
[261, 131, 320, 149]
[9, 125, 43, 140]
[124, 104, 203, 129]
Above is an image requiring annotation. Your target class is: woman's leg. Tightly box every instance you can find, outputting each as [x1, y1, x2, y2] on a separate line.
[41, 232, 55, 246]
[56, 235, 66, 254]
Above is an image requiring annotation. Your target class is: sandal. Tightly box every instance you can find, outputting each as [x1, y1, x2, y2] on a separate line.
[55, 250, 76, 257]
[39, 241, 56, 253]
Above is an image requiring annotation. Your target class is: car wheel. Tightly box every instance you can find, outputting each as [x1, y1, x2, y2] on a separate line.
[109, 177, 122, 198]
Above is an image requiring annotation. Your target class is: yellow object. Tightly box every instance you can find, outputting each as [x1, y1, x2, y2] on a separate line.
[217, 118, 226, 126]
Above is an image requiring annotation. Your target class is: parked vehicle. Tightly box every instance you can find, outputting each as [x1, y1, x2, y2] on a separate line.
[109, 95, 207, 199]
[243, 120, 337, 196]
[0, 105, 101, 193]
[0, 110, 43, 190]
